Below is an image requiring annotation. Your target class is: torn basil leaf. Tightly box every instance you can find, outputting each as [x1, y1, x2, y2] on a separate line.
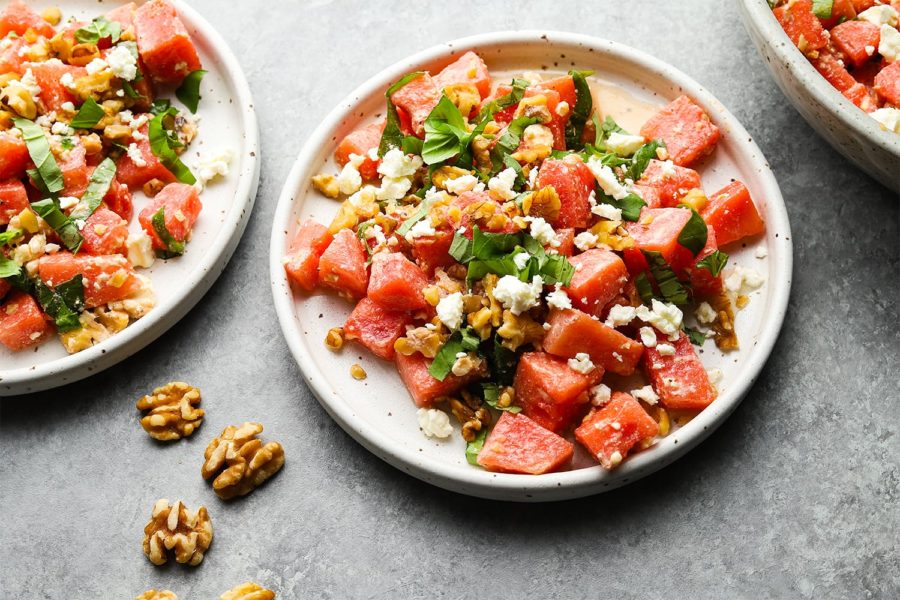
[422, 94, 469, 165]
[812, 0, 833, 18]
[490, 116, 537, 172]
[594, 115, 626, 150]
[626, 140, 662, 182]
[13, 117, 64, 195]
[70, 158, 116, 222]
[565, 70, 594, 150]
[378, 71, 425, 157]
[30, 198, 83, 253]
[595, 187, 645, 222]
[74, 17, 121, 44]
[401, 135, 423, 155]
[148, 108, 197, 185]
[635, 271, 654, 304]
[0, 255, 21, 279]
[0, 227, 22, 246]
[428, 327, 481, 381]
[676, 207, 708, 256]
[502, 154, 525, 187]
[482, 382, 521, 413]
[483, 335, 520, 387]
[151, 206, 185, 258]
[70, 98, 105, 130]
[465, 427, 488, 466]
[684, 326, 707, 346]
[642, 250, 689, 305]
[696, 250, 729, 277]
[34, 275, 83, 333]
[175, 69, 207, 114]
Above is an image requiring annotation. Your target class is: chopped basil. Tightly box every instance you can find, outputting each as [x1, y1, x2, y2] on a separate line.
[74, 17, 120, 44]
[696, 250, 729, 277]
[455, 78, 529, 169]
[151, 206, 185, 258]
[60, 137, 76, 150]
[34, 275, 84, 333]
[70, 158, 116, 222]
[13, 118, 64, 195]
[121, 80, 140, 99]
[485, 334, 520, 386]
[70, 98, 105, 130]
[564, 70, 594, 150]
[378, 71, 425, 157]
[148, 108, 197, 185]
[30, 198, 83, 253]
[428, 327, 481, 381]
[594, 115, 627, 150]
[502, 154, 526, 187]
[401, 135, 423, 155]
[635, 271, 654, 304]
[812, 0, 833, 18]
[451, 227, 574, 286]
[643, 250, 689, 305]
[684, 326, 707, 346]
[0, 227, 22, 246]
[626, 140, 662, 181]
[150, 99, 172, 115]
[465, 427, 488, 466]
[422, 94, 469, 165]
[676, 207, 708, 256]
[482, 382, 522, 413]
[0, 255, 21, 279]
[175, 69, 207, 114]
[595, 187, 645, 222]
[490, 117, 537, 172]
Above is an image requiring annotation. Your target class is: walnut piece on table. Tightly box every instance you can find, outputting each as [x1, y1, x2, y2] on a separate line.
[142, 499, 213, 566]
[136, 382, 204, 441]
[135, 591, 179, 600]
[220, 582, 276, 600]
[201, 422, 285, 500]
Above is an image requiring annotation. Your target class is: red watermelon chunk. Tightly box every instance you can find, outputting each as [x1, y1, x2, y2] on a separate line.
[367, 251, 428, 312]
[80, 207, 129, 256]
[101, 176, 133, 222]
[390, 72, 441, 138]
[115, 124, 176, 190]
[334, 122, 383, 181]
[565, 248, 630, 317]
[774, 0, 829, 54]
[138, 183, 202, 251]
[57, 143, 89, 198]
[537, 75, 578, 110]
[542, 308, 644, 376]
[0, 290, 52, 351]
[643, 332, 717, 411]
[410, 227, 454, 274]
[811, 52, 857, 92]
[874, 61, 900, 106]
[0, 133, 29, 181]
[344, 297, 411, 361]
[636, 159, 702, 208]
[477, 412, 574, 475]
[38, 252, 142, 308]
[575, 392, 659, 469]
[0, 0, 54, 38]
[640, 96, 720, 167]
[106, 2, 137, 28]
[28, 61, 85, 114]
[831, 20, 881, 68]
[0, 179, 28, 225]
[535, 156, 594, 229]
[819, 0, 857, 29]
[841, 82, 878, 111]
[395, 352, 481, 408]
[701, 181, 765, 247]
[434, 51, 492, 98]
[134, 0, 201, 85]
[555, 228, 575, 256]
[0, 36, 28, 75]
[684, 226, 723, 296]
[513, 351, 602, 433]
[624, 207, 694, 268]
[318, 229, 369, 299]
[284, 219, 333, 293]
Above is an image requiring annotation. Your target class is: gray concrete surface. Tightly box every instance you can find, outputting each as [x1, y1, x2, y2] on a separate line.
[2, 1, 898, 598]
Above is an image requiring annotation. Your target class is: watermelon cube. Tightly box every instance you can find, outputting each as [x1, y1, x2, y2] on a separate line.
[367, 252, 428, 312]
[0, 36, 27, 75]
[542, 308, 644, 376]
[0, 0, 55, 38]
[774, 0, 829, 54]
[811, 52, 857, 92]
[0, 179, 28, 225]
[138, 183, 202, 251]
[101, 176, 134, 222]
[80, 207, 129, 256]
[344, 297, 411, 361]
[640, 96, 720, 167]
[390, 72, 441, 138]
[284, 219, 333, 292]
[318, 229, 369, 299]
[38, 253, 142, 308]
[644, 332, 717, 411]
[115, 124, 177, 190]
[636, 159, 703, 208]
[334, 122, 383, 181]
[57, 143, 89, 198]
[535, 156, 594, 229]
[395, 352, 481, 408]
[134, 0, 201, 84]
[434, 51, 492, 99]
[410, 227, 454, 274]
[701, 181, 765, 247]
[831, 20, 881, 68]
[0, 290, 52, 351]
[28, 61, 85, 114]
[565, 248, 630, 317]
[513, 351, 602, 433]
[0, 133, 30, 181]
[476, 412, 574, 475]
[874, 61, 900, 106]
[624, 207, 694, 267]
[575, 392, 659, 469]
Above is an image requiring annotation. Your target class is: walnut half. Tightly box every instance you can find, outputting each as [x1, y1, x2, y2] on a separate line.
[201, 423, 285, 500]
[142, 499, 213, 566]
[220, 582, 276, 600]
[136, 382, 204, 441]
[135, 591, 179, 600]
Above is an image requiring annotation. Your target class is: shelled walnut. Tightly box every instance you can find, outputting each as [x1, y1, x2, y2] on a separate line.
[135, 591, 179, 600]
[136, 382, 204, 441]
[142, 499, 213, 566]
[201, 423, 285, 500]
[220, 582, 276, 600]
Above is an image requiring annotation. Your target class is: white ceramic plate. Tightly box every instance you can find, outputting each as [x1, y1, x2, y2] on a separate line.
[0, 0, 260, 395]
[270, 32, 792, 501]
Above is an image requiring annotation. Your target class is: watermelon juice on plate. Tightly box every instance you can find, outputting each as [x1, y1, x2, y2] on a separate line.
[272, 33, 791, 501]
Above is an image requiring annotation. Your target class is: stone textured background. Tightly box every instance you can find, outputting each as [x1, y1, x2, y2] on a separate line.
[1, 1, 898, 598]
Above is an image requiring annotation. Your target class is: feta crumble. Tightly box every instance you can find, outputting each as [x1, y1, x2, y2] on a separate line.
[567, 352, 594, 374]
[858, 5, 899, 27]
[605, 132, 646, 156]
[404, 218, 436, 242]
[378, 147, 422, 179]
[656, 343, 676, 356]
[636, 299, 683, 338]
[336, 153, 364, 195]
[605, 304, 637, 328]
[126, 232, 156, 269]
[488, 167, 518, 200]
[660, 159, 678, 178]
[58, 196, 80, 211]
[417, 408, 453, 439]
[573, 231, 598, 251]
[586, 157, 628, 200]
[723, 265, 765, 295]
[631, 385, 659, 405]
[525, 216, 559, 248]
[512, 251, 530, 270]
[192, 148, 233, 190]
[870, 107, 900, 133]
[85, 58, 109, 75]
[126, 143, 147, 168]
[878, 24, 900, 63]
[444, 174, 484, 195]
[592, 202, 622, 221]
[436, 292, 464, 331]
[493, 274, 543, 315]
[639, 326, 657, 348]
[545, 284, 572, 310]
[755, 245, 768, 259]
[589, 383, 612, 406]
[106, 44, 138, 81]
[695, 301, 717, 324]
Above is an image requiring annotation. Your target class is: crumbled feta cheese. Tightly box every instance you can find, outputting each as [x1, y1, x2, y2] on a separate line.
[404, 218, 436, 242]
[436, 291, 464, 331]
[589, 383, 612, 406]
[192, 148, 233, 190]
[639, 326, 657, 348]
[656, 343, 676, 356]
[605, 304, 637, 328]
[592, 202, 622, 221]
[126, 143, 147, 168]
[545, 284, 572, 310]
[695, 301, 717, 324]
[586, 157, 628, 200]
[606, 132, 646, 156]
[50, 121, 70, 136]
[567, 352, 594, 374]
[755, 245, 768, 259]
[723, 265, 765, 295]
[60, 101, 76, 113]
[512, 251, 530, 270]
[635, 299, 683, 337]
[488, 167, 518, 200]
[417, 408, 453, 438]
[527, 165, 539, 190]
[444, 174, 484, 195]
[363, 224, 387, 248]
[493, 274, 543, 315]
[522, 123, 554, 149]
[573, 231, 598, 251]
[631, 385, 659, 405]
[126, 231, 156, 269]
[85, 58, 109, 75]
[378, 147, 422, 179]
[60, 72, 75, 90]
[555, 101, 570, 117]
[858, 5, 899, 27]
[129, 113, 150, 131]
[376, 176, 412, 201]
[707, 368, 724, 388]
[335, 153, 364, 195]
[58, 196, 80, 211]
[865, 44, 876, 56]
[878, 24, 900, 62]
[106, 44, 138, 81]
[525, 216, 559, 248]
[870, 107, 900, 133]
[660, 159, 678, 178]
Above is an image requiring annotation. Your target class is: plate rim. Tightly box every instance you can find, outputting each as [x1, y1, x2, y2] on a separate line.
[269, 30, 793, 501]
[0, 0, 261, 396]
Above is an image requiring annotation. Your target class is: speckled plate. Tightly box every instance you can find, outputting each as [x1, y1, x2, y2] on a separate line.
[270, 32, 792, 501]
[0, 0, 260, 395]
[738, 0, 900, 192]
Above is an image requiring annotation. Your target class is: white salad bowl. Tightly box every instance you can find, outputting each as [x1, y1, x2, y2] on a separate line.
[0, 0, 260, 395]
[739, 0, 900, 192]
[270, 31, 793, 501]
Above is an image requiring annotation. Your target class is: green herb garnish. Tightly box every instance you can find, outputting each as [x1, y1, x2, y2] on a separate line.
[13, 117, 64, 195]
[0, 227, 22, 247]
[564, 70, 593, 150]
[643, 250, 689, 305]
[378, 71, 425, 157]
[148, 107, 196, 185]
[69, 158, 116, 222]
[626, 140, 662, 181]
[0, 255, 21, 279]
[74, 17, 120, 44]
[684, 326, 707, 346]
[422, 94, 470, 165]
[151, 206, 185, 258]
[812, 0, 833, 18]
[175, 69, 207, 114]
[695, 250, 729, 277]
[465, 428, 488, 466]
[34, 275, 83, 333]
[428, 327, 481, 381]
[70, 98, 105, 130]
[30, 198, 83, 253]
[490, 116, 537, 172]
[676, 207, 708, 256]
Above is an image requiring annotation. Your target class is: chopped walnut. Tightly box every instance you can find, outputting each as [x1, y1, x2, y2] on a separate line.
[496, 310, 545, 351]
[431, 165, 473, 190]
[201, 423, 285, 500]
[136, 382, 204, 441]
[220, 582, 275, 600]
[709, 290, 739, 351]
[443, 83, 481, 117]
[142, 499, 213, 566]
[311, 173, 340, 199]
[135, 591, 179, 600]
[521, 187, 561, 222]
[449, 391, 492, 442]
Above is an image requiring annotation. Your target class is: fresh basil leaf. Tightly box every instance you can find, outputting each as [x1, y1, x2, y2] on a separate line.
[484, 335, 520, 386]
[472, 227, 521, 258]
[684, 326, 707, 346]
[482, 382, 522, 413]
[539, 253, 575, 286]
[490, 117, 537, 172]
[150, 99, 172, 115]
[695, 250, 729, 277]
[13, 118, 64, 195]
[70, 98, 105, 130]
[0, 227, 22, 246]
[676, 207, 708, 256]
[0, 255, 21, 279]
[594, 115, 626, 150]
[148, 108, 196, 185]
[70, 158, 116, 222]
[449, 231, 474, 263]
[465, 427, 488, 466]
[627, 140, 662, 181]
[565, 70, 594, 150]
[643, 250, 689, 305]
[34, 276, 83, 333]
[30, 199, 83, 253]
[74, 17, 120, 44]
[401, 135, 423, 155]
[502, 154, 525, 187]
[635, 271, 654, 304]
[812, 0, 833, 18]
[378, 71, 426, 157]
[121, 80, 140, 99]
[466, 255, 520, 283]
[422, 94, 470, 165]
[175, 69, 207, 114]
[596, 188, 646, 222]
[396, 195, 434, 237]
[428, 327, 481, 381]
[151, 206, 185, 258]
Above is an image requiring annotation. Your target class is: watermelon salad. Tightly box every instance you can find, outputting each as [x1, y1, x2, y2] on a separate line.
[0, 0, 231, 355]
[771, 0, 900, 133]
[284, 52, 769, 474]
